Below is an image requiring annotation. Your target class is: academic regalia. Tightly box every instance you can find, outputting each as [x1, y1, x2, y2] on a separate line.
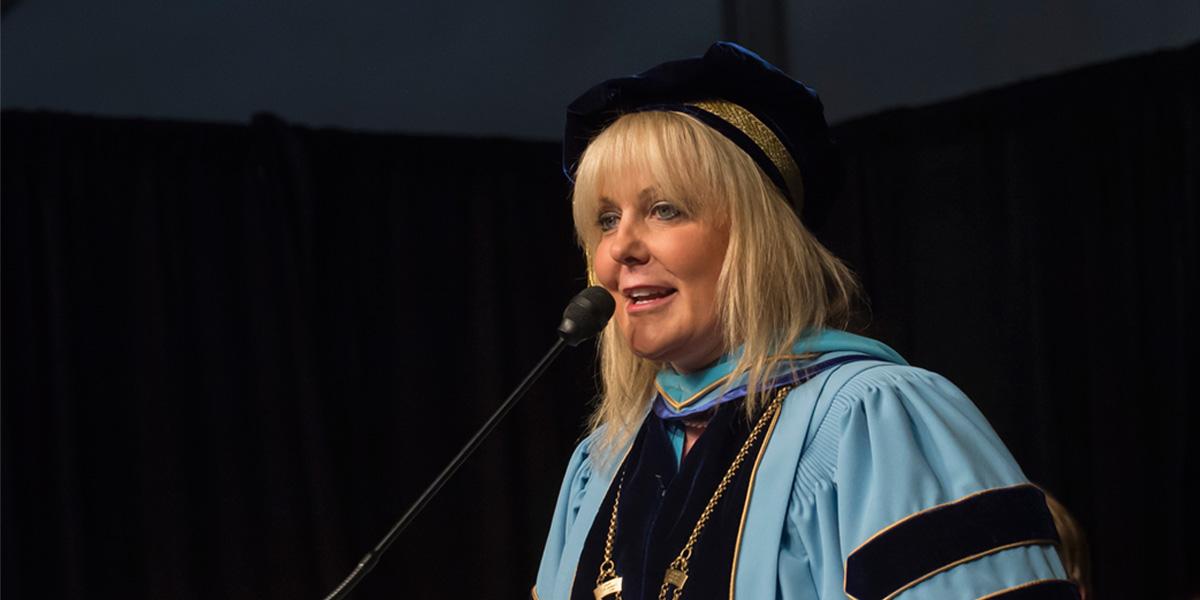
[534, 330, 1078, 599]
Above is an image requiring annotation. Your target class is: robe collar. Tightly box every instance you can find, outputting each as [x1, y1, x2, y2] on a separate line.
[652, 329, 906, 419]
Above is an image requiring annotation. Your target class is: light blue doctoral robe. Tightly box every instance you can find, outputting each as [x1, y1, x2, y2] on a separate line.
[535, 330, 1071, 599]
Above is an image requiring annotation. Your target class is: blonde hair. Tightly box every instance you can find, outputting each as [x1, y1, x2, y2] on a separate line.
[571, 111, 859, 458]
[1044, 492, 1092, 599]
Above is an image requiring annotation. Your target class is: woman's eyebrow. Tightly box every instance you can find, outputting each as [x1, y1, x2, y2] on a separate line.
[638, 187, 662, 202]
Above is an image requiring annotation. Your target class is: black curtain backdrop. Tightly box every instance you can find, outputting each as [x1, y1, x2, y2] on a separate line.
[3, 44, 1195, 599]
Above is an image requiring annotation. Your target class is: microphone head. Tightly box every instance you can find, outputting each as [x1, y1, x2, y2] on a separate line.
[557, 286, 616, 346]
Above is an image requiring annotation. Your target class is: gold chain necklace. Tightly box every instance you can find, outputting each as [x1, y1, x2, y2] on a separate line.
[594, 476, 624, 599]
[593, 385, 791, 600]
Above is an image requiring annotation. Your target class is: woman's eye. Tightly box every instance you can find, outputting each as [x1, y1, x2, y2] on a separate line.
[598, 212, 620, 232]
[651, 202, 682, 220]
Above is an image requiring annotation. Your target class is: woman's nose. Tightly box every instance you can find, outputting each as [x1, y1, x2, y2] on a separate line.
[608, 222, 649, 266]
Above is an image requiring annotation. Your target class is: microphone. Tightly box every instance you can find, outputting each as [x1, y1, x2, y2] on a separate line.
[321, 286, 615, 600]
[558, 285, 616, 346]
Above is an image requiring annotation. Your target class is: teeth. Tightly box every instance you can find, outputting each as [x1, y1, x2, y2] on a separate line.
[628, 288, 673, 301]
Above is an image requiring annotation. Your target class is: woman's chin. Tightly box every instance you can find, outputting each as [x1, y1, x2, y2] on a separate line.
[630, 346, 668, 363]
[627, 338, 677, 364]
[625, 329, 723, 370]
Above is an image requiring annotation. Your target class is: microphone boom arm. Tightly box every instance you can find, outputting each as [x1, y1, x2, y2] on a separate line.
[321, 337, 567, 600]
[320, 286, 613, 599]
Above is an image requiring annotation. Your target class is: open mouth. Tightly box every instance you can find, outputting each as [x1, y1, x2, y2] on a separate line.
[625, 287, 678, 306]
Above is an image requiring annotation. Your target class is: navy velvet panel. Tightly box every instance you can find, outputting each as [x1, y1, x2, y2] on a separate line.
[572, 401, 759, 600]
[845, 484, 1061, 600]
[985, 580, 1081, 599]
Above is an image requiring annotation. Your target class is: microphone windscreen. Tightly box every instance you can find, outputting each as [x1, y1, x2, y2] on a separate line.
[557, 286, 616, 346]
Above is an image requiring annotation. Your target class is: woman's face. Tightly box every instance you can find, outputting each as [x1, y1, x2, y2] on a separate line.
[593, 169, 729, 373]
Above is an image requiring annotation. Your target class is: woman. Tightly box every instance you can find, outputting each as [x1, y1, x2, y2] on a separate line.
[535, 43, 1077, 600]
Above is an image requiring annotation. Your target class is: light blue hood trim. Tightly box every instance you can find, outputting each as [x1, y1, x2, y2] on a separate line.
[654, 330, 906, 417]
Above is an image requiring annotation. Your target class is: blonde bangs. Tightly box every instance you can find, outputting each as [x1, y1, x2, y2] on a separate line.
[571, 111, 731, 252]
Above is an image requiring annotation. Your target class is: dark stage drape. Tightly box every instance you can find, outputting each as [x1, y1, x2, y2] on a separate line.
[3, 43, 1196, 599]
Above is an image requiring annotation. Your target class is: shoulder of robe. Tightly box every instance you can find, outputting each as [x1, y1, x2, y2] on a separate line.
[820, 366, 1075, 600]
[834, 363, 964, 403]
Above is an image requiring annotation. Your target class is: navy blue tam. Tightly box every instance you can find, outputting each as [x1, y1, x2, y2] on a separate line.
[564, 42, 843, 227]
